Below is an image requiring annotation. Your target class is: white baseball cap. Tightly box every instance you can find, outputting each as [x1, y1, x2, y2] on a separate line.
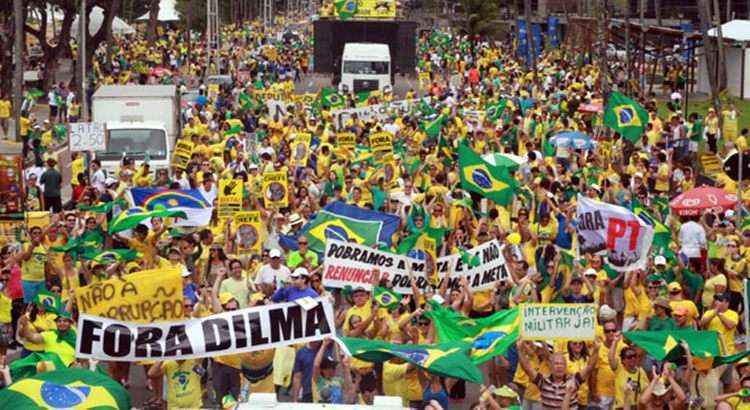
[269, 249, 282, 258]
[290, 267, 309, 278]
[654, 255, 667, 266]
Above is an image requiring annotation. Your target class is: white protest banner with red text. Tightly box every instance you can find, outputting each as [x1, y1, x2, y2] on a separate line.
[575, 196, 654, 272]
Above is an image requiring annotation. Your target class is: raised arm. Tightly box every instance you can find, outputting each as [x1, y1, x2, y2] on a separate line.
[515, 340, 539, 382]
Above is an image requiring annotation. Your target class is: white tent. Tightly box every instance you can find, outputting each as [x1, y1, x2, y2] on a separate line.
[697, 20, 750, 99]
[72, 6, 136, 36]
[136, 0, 181, 22]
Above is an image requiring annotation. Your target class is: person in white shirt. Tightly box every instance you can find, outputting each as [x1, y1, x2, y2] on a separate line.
[90, 159, 107, 193]
[254, 249, 291, 295]
[678, 215, 707, 271]
[47, 87, 59, 123]
[198, 173, 218, 205]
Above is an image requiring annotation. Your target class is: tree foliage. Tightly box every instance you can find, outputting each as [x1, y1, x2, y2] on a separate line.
[460, 0, 500, 36]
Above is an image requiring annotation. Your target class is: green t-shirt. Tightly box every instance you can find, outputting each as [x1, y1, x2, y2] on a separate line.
[287, 250, 319, 269]
[647, 316, 677, 331]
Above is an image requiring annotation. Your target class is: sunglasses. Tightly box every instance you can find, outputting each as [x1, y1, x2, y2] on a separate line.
[184, 304, 194, 309]
[418, 322, 430, 326]
[604, 329, 617, 333]
[624, 354, 637, 359]
[669, 290, 681, 294]
[299, 241, 308, 245]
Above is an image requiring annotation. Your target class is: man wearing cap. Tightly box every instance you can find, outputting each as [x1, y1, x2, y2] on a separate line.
[644, 297, 676, 331]
[21, 310, 77, 368]
[667, 282, 699, 326]
[639, 365, 686, 409]
[255, 248, 291, 296]
[39, 156, 62, 213]
[271, 267, 318, 303]
[700, 293, 739, 354]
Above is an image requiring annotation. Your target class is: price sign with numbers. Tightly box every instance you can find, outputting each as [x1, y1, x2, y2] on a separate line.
[69, 122, 107, 152]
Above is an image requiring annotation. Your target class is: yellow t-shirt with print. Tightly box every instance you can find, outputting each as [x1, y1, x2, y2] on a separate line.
[163, 359, 203, 408]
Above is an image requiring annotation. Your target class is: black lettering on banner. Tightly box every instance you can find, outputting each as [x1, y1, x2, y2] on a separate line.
[135, 326, 163, 358]
[233, 314, 248, 349]
[164, 325, 193, 357]
[351, 248, 362, 261]
[269, 305, 303, 343]
[153, 286, 176, 299]
[248, 311, 269, 345]
[327, 243, 340, 258]
[305, 304, 331, 337]
[78, 319, 103, 354]
[202, 318, 231, 352]
[103, 324, 132, 358]
[120, 281, 138, 298]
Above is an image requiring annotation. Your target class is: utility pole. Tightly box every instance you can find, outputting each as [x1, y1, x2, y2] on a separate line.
[79, 0, 88, 122]
[639, 0, 645, 94]
[13, 0, 23, 141]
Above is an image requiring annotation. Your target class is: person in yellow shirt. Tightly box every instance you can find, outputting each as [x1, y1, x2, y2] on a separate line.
[667, 282, 699, 325]
[0, 270, 13, 356]
[0, 95, 10, 137]
[700, 293, 739, 355]
[608, 340, 649, 409]
[148, 358, 204, 409]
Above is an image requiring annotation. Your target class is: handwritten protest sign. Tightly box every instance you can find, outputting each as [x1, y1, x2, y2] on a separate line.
[218, 179, 243, 219]
[75, 268, 183, 323]
[322, 239, 510, 294]
[69, 122, 106, 152]
[520, 303, 596, 341]
[336, 132, 356, 151]
[262, 171, 289, 208]
[76, 298, 335, 362]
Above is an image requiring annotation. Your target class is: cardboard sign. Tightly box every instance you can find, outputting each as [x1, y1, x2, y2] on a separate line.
[369, 132, 393, 154]
[76, 298, 335, 362]
[521, 303, 597, 341]
[69, 122, 106, 152]
[337, 132, 356, 151]
[331, 99, 425, 129]
[234, 211, 263, 254]
[171, 140, 194, 170]
[218, 179, 243, 219]
[291, 132, 311, 167]
[262, 171, 289, 208]
[75, 268, 183, 323]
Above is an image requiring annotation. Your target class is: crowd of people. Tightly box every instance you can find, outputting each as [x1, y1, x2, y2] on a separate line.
[3, 10, 750, 410]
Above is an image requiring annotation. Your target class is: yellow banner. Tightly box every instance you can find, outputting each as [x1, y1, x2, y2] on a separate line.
[171, 140, 194, 170]
[218, 178, 243, 218]
[234, 211, 264, 254]
[75, 268, 183, 323]
[25, 211, 50, 231]
[337, 132, 356, 151]
[335, 0, 397, 18]
[263, 171, 289, 208]
[292, 132, 312, 167]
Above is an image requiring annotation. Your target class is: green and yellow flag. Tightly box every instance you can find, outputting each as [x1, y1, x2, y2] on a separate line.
[458, 143, 518, 206]
[0, 368, 131, 409]
[373, 286, 402, 310]
[603, 92, 649, 143]
[320, 87, 345, 109]
[339, 337, 484, 383]
[35, 290, 62, 315]
[425, 303, 521, 364]
[624, 329, 750, 366]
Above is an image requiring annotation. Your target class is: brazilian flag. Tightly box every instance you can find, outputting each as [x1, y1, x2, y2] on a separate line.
[35, 290, 62, 315]
[81, 248, 140, 264]
[425, 303, 521, 364]
[320, 87, 345, 109]
[634, 206, 672, 252]
[458, 143, 518, 207]
[238, 91, 263, 112]
[108, 206, 187, 234]
[624, 329, 750, 367]
[77, 199, 127, 214]
[340, 337, 484, 383]
[334, 0, 358, 19]
[603, 91, 649, 144]
[421, 114, 447, 138]
[301, 201, 400, 254]
[485, 99, 508, 123]
[0, 368, 131, 409]
[373, 286, 401, 310]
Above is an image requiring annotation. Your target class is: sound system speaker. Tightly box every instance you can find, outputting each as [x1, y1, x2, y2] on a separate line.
[313, 19, 417, 77]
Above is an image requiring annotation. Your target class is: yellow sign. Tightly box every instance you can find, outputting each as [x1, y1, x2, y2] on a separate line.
[218, 178, 243, 219]
[25, 211, 50, 231]
[334, 0, 397, 19]
[75, 268, 184, 323]
[381, 161, 400, 189]
[234, 211, 264, 254]
[208, 83, 220, 98]
[369, 131, 393, 153]
[337, 132, 356, 151]
[171, 140, 194, 169]
[723, 111, 739, 142]
[263, 171, 289, 208]
[292, 132, 312, 167]
[418, 71, 431, 89]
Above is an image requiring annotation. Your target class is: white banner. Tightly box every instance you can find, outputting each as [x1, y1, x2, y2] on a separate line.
[331, 99, 424, 130]
[76, 298, 335, 362]
[521, 303, 596, 341]
[576, 196, 654, 272]
[322, 239, 510, 294]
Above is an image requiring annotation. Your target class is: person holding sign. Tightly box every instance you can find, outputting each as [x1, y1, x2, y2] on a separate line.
[515, 339, 600, 409]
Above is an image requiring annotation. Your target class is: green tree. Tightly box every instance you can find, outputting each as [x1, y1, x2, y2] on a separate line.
[460, 0, 500, 36]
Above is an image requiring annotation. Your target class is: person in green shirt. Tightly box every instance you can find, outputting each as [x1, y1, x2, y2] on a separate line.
[644, 297, 677, 331]
[287, 236, 319, 270]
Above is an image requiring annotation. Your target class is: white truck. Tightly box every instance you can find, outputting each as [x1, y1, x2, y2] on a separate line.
[91, 85, 181, 175]
[339, 43, 392, 94]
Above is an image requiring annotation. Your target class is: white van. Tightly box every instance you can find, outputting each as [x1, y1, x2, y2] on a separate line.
[95, 122, 171, 176]
[339, 43, 391, 94]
